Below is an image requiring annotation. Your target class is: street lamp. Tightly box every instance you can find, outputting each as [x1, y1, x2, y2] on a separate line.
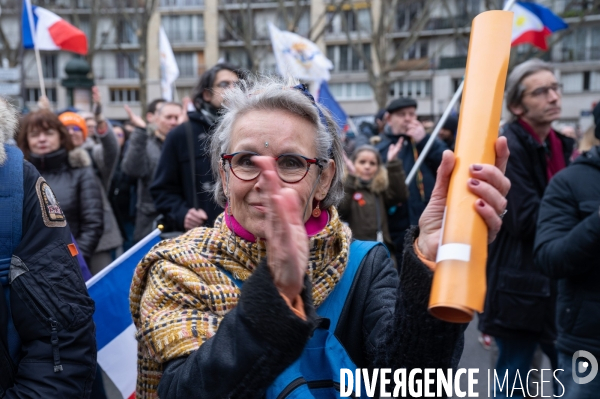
[61, 57, 94, 110]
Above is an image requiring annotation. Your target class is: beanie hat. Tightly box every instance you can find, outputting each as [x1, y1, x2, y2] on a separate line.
[387, 97, 417, 114]
[442, 115, 459, 137]
[593, 102, 600, 140]
[58, 112, 88, 140]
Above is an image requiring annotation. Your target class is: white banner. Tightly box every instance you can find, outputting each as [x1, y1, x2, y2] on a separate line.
[159, 27, 179, 101]
[268, 23, 333, 82]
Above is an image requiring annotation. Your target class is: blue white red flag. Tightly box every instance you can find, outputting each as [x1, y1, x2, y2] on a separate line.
[511, 1, 568, 50]
[22, 0, 88, 54]
[86, 229, 162, 399]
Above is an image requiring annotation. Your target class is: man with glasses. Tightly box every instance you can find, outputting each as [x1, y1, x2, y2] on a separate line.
[478, 59, 574, 399]
[151, 63, 246, 232]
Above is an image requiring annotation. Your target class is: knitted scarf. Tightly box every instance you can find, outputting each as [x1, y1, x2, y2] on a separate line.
[129, 207, 352, 398]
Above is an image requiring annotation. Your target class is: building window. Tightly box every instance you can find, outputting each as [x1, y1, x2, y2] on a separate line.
[405, 40, 428, 60]
[42, 54, 58, 79]
[162, 14, 205, 42]
[174, 52, 196, 78]
[118, 19, 138, 45]
[109, 88, 140, 103]
[78, 18, 91, 41]
[589, 71, 600, 91]
[222, 48, 251, 70]
[396, 1, 421, 31]
[561, 27, 600, 62]
[116, 53, 139, 79]
[25, 88, 57, 103]
[390, 80, 432, 98]
[562, 72, 583, 93]
[329, 82, 373, 100]
[327, 44, 371, 72]
[327, 9, 371, 35]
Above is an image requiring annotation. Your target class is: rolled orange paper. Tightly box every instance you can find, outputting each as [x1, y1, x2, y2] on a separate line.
[428, 10, 513, 323]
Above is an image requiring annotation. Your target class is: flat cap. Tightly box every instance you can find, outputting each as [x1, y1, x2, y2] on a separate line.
[387, 97, 417, 114]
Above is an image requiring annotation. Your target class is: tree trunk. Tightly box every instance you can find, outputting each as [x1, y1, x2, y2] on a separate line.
[374, 78, 388, 109]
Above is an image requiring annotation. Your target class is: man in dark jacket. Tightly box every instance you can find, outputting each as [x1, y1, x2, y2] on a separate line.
[534, 102, 600, 397]
[376, 97, 447, 260]
[122, 102, 182, 242]
[478, 59, 574, 399]
[151, 63, 245, 231]
[0, 97, 97, 397]
[355, 109, 386, 147]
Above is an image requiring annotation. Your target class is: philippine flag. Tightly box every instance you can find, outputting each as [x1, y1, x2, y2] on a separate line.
[86, 229, 162, 399]
[511, 1, 568, 50]
[22, 0, 88, 55]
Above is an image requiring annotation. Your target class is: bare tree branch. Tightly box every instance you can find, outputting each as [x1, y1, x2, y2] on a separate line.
[309, 0, 350, 43]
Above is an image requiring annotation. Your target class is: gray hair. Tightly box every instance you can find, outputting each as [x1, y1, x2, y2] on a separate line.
[209, 75, 345, 210]
[0, 97, 19, 165]
[505, 59, 554, 120]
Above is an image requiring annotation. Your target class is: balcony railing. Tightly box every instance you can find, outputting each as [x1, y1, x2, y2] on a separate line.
[438, 56, 467, 69]
[160, 0, 204, 7]
[423, 15, 475, 31]
[559, 46, 600, 62]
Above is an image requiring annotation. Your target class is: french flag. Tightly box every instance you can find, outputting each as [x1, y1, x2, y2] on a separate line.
[511, 1, 568, 51]
[22, 0, 88, 55]
[86, 229, 162, 399]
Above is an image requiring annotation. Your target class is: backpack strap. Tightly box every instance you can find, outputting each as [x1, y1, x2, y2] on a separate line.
[317, 240, 383, 332]
[217, 240, 385, 333]
[218, 266, 243, 289]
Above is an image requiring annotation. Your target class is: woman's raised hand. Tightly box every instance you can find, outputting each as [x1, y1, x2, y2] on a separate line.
[417, 137, 511, 261]
[253, 157, 309, 301]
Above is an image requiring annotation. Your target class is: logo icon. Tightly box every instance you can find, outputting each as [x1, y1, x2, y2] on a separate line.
[572, 350, 598, 384]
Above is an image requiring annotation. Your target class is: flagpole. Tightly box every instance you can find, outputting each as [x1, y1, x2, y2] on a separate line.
[404, 0, 516, 186]
[24, 0, 46, 100]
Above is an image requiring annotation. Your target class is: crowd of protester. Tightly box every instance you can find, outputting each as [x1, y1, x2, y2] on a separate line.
[5, 56, 599, 398]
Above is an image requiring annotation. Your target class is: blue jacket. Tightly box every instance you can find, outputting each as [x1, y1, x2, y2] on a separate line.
[2, 158, 97, 397]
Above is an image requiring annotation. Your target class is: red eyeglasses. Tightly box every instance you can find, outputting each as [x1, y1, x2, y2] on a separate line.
[221, 151, 322, 183]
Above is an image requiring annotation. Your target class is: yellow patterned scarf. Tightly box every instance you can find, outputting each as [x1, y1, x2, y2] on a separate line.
[129, 207, 352, 398]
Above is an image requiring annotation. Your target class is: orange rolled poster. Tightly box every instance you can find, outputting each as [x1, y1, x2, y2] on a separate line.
[428, 10, 513, 323]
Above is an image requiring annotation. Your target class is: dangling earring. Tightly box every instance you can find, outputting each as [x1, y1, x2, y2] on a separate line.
[227, 203, 233, 216]
[312, 200, 321, 218]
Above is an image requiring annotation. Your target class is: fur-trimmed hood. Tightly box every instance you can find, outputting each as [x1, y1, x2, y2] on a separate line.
[0, 97, 19, 165]
[28, 147, 92, 172]
[68, 147, 92, 168]
[345, 165, 389, 194]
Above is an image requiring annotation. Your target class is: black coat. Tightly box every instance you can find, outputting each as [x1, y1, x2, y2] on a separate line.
[478, 121, 574, 341]
[534, 146, 600, 356]
[28, 148, 104, 262]
[121, 127, 164, 242]
[2, 159, 97, 397]
[376, 129, 447, 258]
[157, 227, 466, 399]
[150, 111, 222, 232]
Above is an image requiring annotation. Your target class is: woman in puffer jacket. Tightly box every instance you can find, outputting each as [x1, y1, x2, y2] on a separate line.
[17, 110, 104, 264]
[338, 144, 408, 264]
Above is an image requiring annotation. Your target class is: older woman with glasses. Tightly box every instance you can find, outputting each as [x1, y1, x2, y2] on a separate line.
[130, 77, 510, 399]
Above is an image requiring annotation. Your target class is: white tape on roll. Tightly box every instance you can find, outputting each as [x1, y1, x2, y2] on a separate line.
[436, 243, 471, 263]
